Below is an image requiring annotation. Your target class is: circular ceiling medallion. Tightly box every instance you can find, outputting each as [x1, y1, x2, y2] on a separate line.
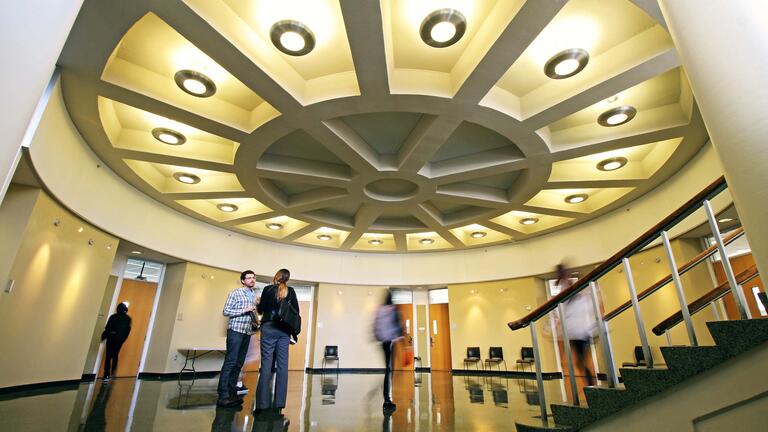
[364, 178, 420, 202]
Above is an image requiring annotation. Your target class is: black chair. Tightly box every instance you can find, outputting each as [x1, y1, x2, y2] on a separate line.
[463, 346, 483, 371]
[484, 346, 507, 371]
[515, 347, 534, 372]
[321, 345, 339, 372]
[622, 346, 651, 368]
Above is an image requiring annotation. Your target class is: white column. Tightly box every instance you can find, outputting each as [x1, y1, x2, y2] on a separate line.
[0, 0, 84, 204]
[659, 1, 768, 279]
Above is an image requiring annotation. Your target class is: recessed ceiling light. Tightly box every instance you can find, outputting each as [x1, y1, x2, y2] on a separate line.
[718, 217, 734, 223]
[173, 172, 201, 184]
[597, 156, 628, 171]
[270, 20, 315, 56]
[174, 69, 216, 97]
[470, 231, 486, 239]
[77, 227, 84, 233]
[544, 48, 589, 79]
[565, 194, 588, 204]
[605, 95, 619, 103]
[216, 203, 239, 213]
[520, 217, 539, 225]
[419, 238, 435, 245]
[368, 239, 384, 245]
[317, 234, 332, 241]
[266, 223, 283, 230]
[420, 9, 466, 48]
[598, 105, 637, 127]
[131, 250, 142, 255]
[151, 127, 186, 145]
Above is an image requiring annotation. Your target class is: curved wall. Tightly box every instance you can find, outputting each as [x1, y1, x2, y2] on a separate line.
[30, 80, 729, 285]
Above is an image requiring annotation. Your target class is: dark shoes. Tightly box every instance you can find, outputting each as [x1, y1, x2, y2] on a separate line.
[216, 397, 243, 408]
[254, 407, 284, 418]
[383, 400, 397, 412]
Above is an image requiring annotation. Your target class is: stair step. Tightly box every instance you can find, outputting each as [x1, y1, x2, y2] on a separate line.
[619, 367, 683, 397]
[661, 345, 727, 376]
[515, 419, 576, 432]
[583, 385, 638, 416]
[551, 403, 600, 429]
[707, 319, 768, 355]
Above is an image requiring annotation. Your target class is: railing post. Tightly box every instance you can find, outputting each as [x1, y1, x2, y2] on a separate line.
[664, 329, 673, 346]
[590, 282, 618, 387]
[622, 258, 653, 368]
[530, 321, 548, 422]
[661, 230, 698, 346]
[558, 303, 580, 405]
[710, 301, 721, 321]
[703, 200, 751, 319]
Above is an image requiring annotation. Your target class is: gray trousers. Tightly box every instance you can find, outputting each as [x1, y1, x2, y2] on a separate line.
[255, 322, 290, 409]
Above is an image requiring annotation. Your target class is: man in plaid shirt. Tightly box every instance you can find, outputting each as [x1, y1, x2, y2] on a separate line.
[216, 270, 259, 407]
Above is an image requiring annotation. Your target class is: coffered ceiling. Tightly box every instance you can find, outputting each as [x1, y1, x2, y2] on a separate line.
[59, 0, 708, 253]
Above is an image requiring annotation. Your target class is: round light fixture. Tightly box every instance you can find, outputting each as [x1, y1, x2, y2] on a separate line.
[216, 203, 239, 213]
[597, 156, 628, 171]
[718, 217, 734, 223]
[317, 234, 332, 241]
[420, 9, 466, 48]
[598, 105, 637, 127]
[131, 250, 142, 255]
[368, 239, 384, 245]
[565, 194, 588, 204]
[470, 231, 486, 239]
[174, 70, 217, 97]
[266, 223, 283, 230]
[151, 127, 186, 145]
[270, 20, 315, 56]
[544, 48, 589, 79]
[520, 217, 539, 225]
[173, 172, 201, 184]
[419, 238, 435, 245]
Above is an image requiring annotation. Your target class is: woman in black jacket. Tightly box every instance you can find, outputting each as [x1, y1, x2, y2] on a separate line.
[254, 269, 300, 416]
[101, 302, 131, 381]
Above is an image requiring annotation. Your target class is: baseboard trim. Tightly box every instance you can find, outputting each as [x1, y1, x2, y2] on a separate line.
[138, 371, 219, 380]
[451, 369, 563, 379]
[0, 378, 82, 396]
[305, 368, 387, 374]
[81, 373, 96, 381]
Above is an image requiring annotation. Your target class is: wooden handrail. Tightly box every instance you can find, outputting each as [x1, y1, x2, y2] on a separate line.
[507, 176, 727, 331]
[602, 227, 745, 322]
[652, 265, 759, 336]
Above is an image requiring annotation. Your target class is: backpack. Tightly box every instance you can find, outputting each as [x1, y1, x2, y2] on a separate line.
[373, 305, 401, 342]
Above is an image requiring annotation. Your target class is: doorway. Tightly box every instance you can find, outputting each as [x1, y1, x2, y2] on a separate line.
[100, 279, 157, 377]
[429, 288, 452, 371]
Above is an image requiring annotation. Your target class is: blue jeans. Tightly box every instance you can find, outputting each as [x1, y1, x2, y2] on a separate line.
[255, 322, 290, 409]
[217, 329, 251, 399]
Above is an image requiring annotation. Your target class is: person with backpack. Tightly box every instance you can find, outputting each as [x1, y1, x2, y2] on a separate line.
[254, 269, 300, 417]
[373, 290, 404, 412]
[100, 302, 131, 382]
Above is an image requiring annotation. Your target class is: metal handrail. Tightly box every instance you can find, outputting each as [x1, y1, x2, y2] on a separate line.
[652, 265, 759, 336]
[603, 227, 745, 322]
[507, 176, 727, 331]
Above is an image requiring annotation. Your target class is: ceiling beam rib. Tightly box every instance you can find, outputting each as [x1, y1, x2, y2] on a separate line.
[310, 120, 381, 173]
[97, 80, 250, 143]
[281, 223, 321, 242]
[164, 191, 248, 200]
[482, 220, 524, 239]
[549, 122, 688, 160]
[393, 232, 408, 252]
[153, 1, 303, 114]
[433, 184, 509, 209]
[339, 0, 389, 97]
[519, 205, 583, 219]
[222, 211, 281, 226]
[428, 147, 529, 185]
[340, 204, 384, 249]
[453, 0, 568, 103]
[525, 48, 680, 130]
[397, 116, 462, 174]
[285, 195, 350, 214]
[411, 204, 464, 248]
[116, 150, 235, 173]
[256, 154, 352, 188]
[544, 179, 644, 189]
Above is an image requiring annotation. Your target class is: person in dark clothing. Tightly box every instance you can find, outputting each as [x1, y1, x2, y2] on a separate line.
[101, 302, 131, 382]
[373, 290, 404, 412]
[254, 268, 300, 417]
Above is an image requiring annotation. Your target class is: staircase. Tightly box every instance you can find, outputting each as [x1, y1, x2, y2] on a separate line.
[515, 318, 768, 431]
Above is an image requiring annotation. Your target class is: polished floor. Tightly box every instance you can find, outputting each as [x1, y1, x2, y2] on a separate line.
[0, 372, 577, 431]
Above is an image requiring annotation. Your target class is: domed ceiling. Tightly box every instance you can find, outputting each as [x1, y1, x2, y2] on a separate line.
[59, 0, 707, 253]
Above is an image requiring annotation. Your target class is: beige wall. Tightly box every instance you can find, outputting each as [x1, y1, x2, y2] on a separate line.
[447, 277, 559, 372]
[142, 262, 186, 374]
[0, 185, 37, 289]
[0, 187, 118, 388]
[310, 283, 389, 369]
[597, 239, 717, 368]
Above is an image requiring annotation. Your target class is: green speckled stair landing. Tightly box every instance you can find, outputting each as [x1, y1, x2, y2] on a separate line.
[515, 319, 768, 432]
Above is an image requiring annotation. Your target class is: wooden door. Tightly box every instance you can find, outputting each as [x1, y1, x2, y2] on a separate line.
[713, 254, 766, 319]
[393, 304, 414, 371]
[429, 303, 452, 371]
[243, 300, 312, 372]
[101, 279, 157, 377]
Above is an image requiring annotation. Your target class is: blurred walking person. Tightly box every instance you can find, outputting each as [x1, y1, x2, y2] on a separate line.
[373, 290, 404, 412]
[100, 302, 131, 382]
